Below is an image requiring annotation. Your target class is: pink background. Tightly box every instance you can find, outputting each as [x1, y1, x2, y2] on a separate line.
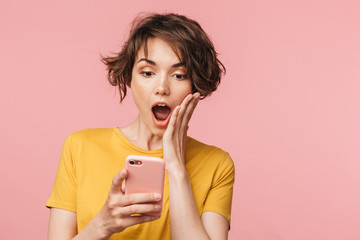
[1, 0, 359, 239]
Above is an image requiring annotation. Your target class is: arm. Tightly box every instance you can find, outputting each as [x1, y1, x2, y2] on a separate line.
[163, 93, 230, 240]
[48, 169, 162, 240]
[167, 168, 229, 240]
[167, 166, 210, 240]
[48, 208, 77, 240]
[202, 212, 229, 240]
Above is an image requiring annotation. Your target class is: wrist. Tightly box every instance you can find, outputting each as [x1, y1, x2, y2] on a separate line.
[72, 213, 111, 240]
[166, 165, 188, 181]
[93, 210, 112, 240]
[165, 161, 186, 176]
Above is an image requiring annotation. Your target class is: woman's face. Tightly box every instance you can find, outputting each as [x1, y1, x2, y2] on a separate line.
[130, 38, 192, 137]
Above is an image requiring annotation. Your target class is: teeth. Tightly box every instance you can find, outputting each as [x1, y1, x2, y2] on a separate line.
[157, 104, 166, 107]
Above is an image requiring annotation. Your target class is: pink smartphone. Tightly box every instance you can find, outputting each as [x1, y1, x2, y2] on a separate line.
[125, 155, 165, 199]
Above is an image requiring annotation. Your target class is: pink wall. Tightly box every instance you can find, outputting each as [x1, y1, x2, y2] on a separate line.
[1, 0, 359, 239]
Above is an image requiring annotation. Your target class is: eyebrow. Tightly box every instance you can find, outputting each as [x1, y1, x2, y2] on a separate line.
[137, 58, 185, 68]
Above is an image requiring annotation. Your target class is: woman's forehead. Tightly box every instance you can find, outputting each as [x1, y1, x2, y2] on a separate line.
[135, 37, 183, 63]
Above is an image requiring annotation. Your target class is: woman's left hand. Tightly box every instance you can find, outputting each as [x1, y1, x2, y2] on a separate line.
[162, 92, 201, 173]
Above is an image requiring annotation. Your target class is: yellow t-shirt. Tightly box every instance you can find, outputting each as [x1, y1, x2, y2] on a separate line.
[46, 128, 235, 239]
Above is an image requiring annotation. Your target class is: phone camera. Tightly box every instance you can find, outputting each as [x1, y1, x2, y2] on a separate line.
[129, 160, 135, 165]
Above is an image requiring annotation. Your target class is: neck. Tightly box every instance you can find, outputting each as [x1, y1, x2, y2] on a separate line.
[120, 115, 163, 151]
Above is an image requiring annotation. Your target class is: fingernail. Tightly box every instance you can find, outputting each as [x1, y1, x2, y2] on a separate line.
[155, 204, 161, 210]
[154, 193, 161, 200]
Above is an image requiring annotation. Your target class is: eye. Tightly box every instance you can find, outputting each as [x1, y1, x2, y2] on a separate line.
[173, 74, 187, 80]
[140, 71, 154, 77]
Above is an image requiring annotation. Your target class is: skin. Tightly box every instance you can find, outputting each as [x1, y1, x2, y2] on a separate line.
[48, 38, 229, 240]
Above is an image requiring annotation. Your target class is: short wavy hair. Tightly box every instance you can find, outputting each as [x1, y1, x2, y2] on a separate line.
[102, 13, 226, 102]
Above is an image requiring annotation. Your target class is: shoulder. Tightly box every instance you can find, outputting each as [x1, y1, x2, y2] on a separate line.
[63, 128, 117, 150]
[69, 128, 114, 138]
[186, 137, 234, 170]
[67, 128, 114, 142]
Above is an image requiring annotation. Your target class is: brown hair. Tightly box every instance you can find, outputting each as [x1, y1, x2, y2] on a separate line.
[102, 13, 226, 102]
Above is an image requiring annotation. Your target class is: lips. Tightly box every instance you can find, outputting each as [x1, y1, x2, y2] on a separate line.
[152, 102, 172, 128]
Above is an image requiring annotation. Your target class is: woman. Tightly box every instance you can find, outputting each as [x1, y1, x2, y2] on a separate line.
[47, 13, 235, 240]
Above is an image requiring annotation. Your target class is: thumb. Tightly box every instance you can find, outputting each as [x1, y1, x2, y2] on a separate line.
[110, 169, 127, 194]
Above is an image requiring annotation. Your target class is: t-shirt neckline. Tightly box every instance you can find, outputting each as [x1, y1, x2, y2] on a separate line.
[112, 127, 164, 155]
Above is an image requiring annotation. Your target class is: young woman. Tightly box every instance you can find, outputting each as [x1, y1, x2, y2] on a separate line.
[47, 13, 235, 240]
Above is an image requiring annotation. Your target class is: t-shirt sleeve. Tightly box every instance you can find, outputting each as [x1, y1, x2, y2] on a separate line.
[202, 152, 235, 225]
[46, 135, 77, 212]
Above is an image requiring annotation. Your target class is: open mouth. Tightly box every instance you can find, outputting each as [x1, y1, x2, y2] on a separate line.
[152, 104, 171, 121]
[152, 103, 172, 127]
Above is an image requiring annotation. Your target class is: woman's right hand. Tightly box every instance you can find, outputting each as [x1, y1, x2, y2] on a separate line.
[95, 169, 162, 239]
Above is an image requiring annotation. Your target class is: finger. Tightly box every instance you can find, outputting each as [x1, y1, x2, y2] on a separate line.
[177, 94, 194, 123]
[110, 169, 127, 194]
[119, 215, 160, 229]
[119, 192, 162, 206]
[181, 92, 201, 129]
[112, 203, 162, 217]
[121, 181, 126, 193]
[165, 105, 180, 137]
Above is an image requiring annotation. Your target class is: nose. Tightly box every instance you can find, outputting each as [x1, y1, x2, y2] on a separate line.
[154, 75, 170, 95]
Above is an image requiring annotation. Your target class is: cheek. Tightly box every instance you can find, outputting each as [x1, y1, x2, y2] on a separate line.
[131, 77, 147, 96]
[183, 81, 193, 95]
[130, 81, 146, 108]
[175, 83, 192, 102]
